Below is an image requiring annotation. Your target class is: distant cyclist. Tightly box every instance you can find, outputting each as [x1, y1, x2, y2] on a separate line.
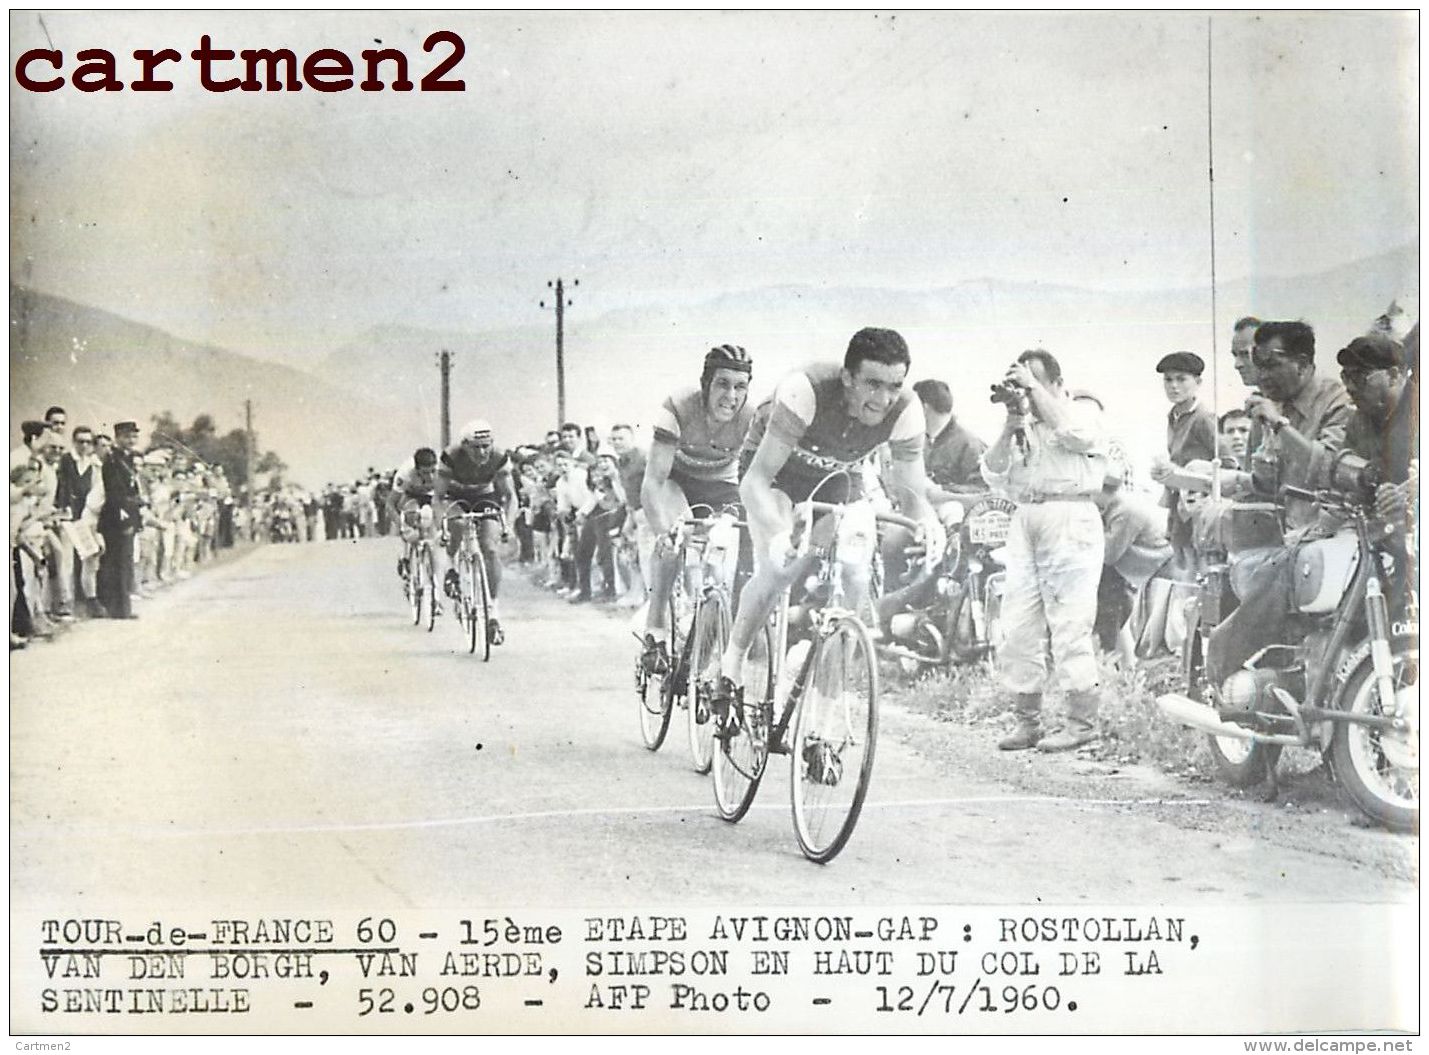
[712, 328, 943, 718]
[639, 344, 755, 674]
[390, 447, 439, 585]
[435, 420, 518, 646]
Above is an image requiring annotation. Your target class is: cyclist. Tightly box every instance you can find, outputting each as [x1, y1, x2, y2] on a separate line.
[435, 419, 517, 646]
[639, 344, 756, 674]
[711, 327, 943, 719]
[389, 447, 439, 585]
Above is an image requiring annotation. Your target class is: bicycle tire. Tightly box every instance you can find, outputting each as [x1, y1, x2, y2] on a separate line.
[473, 547, 492, 662]
[790, 614, 879, 863]
[712, 618, 774, 823]
[687, 587, 729, 774]
[407, 546, 424, 627]
[638, 594, 677, 751]
[423, 546, 437, 633]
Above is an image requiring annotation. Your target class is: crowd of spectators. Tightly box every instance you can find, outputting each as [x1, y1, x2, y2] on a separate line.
[10, 408, 242, 647]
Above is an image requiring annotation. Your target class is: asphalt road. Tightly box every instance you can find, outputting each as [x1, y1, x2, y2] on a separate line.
[9, 538, 1417, 911]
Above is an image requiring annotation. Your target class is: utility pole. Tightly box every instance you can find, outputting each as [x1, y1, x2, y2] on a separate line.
[438, 349, 453, 447]
[243, 398, 255, 502]
[540, 277, 578, 425]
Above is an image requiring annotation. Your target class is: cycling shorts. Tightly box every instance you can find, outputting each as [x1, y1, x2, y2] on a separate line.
[771, 463, 860, 506]
[669, 467, 740, 515]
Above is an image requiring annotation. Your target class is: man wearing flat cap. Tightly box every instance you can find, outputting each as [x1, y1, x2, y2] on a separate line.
[97, 420, 145, 618]
[1149, 351, 1217, 566]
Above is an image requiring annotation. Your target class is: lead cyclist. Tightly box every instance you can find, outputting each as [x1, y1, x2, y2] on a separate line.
[435, 419, 519, 646]
[711, 327, 945, 719]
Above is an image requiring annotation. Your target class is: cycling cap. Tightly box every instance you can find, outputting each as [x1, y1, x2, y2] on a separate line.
[704, 344, 752, 375]
[459, 419, 494, 442]
[414, 447, 438, 467]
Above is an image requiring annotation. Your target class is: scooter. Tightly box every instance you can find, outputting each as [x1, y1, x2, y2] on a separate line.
[1156, 452, 1418, 832]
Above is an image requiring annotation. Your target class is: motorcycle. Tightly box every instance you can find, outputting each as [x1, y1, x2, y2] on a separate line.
[1156, 451, 1419, 832]
[877, 494, 1015, 674]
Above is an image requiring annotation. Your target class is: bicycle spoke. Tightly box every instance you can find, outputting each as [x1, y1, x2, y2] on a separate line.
[791, 618, 879, 862]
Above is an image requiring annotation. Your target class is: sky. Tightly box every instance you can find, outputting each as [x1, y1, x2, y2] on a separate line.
[8, 10, 1419, 366]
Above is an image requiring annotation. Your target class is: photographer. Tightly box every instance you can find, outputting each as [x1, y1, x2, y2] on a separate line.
[980, 350, 1109, 752]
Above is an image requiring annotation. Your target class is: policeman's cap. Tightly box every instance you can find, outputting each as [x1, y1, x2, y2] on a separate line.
[1155, 352, 1205, 376]
[1336, 333, 1406, 372]
[114, 420, 141, 435]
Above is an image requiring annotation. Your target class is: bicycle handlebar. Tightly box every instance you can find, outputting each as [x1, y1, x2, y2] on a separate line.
[799, 500, 921, 533]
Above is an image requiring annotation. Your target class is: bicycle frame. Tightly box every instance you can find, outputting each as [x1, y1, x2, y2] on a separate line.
[763, 497, 904, 753]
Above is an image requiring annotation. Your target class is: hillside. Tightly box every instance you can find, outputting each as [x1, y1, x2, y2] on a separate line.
[313, 243, 1418, 453]
[12, 244, 1414, 485]
[8, 287, 426, 486]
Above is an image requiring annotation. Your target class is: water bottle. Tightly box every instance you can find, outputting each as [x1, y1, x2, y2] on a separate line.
[778, 639, 812, 703]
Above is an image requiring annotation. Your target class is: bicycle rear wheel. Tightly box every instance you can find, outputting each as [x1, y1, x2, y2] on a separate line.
[712, 618, 774, 822]
[790, 614, 879, 863]
[687, 587, 730, 774]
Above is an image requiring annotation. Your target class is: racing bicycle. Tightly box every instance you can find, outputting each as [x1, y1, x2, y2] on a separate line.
[634, 505, 744, 769]
[398, 499, 437, 632]
[442, 502, 506, 660]
[708, 493, 921, 863]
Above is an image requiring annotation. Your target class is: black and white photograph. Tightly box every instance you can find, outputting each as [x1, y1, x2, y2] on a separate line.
[7, 8, 1419, 1039]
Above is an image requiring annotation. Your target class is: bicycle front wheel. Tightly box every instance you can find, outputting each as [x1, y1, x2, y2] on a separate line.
[467, 553, 491, 660]
[790, 614, 879, 863]
[638, 595, 677, 751]
[423, 547, 438, 633]
[713, 618, 774, 823]
[407, 548, 424, 627]
[687, 588, 730, 774]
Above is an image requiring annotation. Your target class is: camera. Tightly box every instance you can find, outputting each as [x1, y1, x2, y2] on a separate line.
[989, 379, 1029, 409]
[1326, 449, 1379, 503]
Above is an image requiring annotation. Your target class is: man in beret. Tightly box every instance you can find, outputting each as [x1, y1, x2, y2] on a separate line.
[97, 420, 145, 618]
[1149, 351, 1217, 566]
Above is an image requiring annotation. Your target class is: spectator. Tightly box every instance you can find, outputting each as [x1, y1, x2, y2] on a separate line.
[97, 421, 145, 619]
[559, 422, 596, 468]
[1149, 352, 1216, 567]
[43, 406, 69, 445]
[1336, 333, 1416, 541]
[1243, 320, 1353, 532]
[913, 379, 987, 499]
[54, 425, 107, 619]
[552, 450, 592, 594]
[570, 453, 625, 603]
[980, 349, 1109, 752]
[10, 456, 53, 646]
[608, 423, 650, 607]
[1093, 473, 1172, 667]
[1218, 409, 1254, 470]
[1230, 316, 1262, 390]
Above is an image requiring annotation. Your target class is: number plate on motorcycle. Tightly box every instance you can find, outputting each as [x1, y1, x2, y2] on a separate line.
[968, 513, 1011, 544]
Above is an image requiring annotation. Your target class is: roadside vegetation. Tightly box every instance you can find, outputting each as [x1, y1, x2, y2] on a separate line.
[886, 653, 1325, 784]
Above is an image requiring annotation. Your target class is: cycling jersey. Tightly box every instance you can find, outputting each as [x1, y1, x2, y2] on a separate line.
[742, 362, 924, 502]
[652, 385, 753, 483]
[393, 464, 436, 505]
[439, 443, 511, 501]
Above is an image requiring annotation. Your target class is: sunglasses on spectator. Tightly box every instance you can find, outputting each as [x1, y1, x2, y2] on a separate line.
[1340, 366, 1384, 384]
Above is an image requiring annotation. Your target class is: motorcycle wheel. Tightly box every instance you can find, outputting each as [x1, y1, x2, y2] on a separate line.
[1206, 735, 1281, 789]
[1327, 640, 1418, 833]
